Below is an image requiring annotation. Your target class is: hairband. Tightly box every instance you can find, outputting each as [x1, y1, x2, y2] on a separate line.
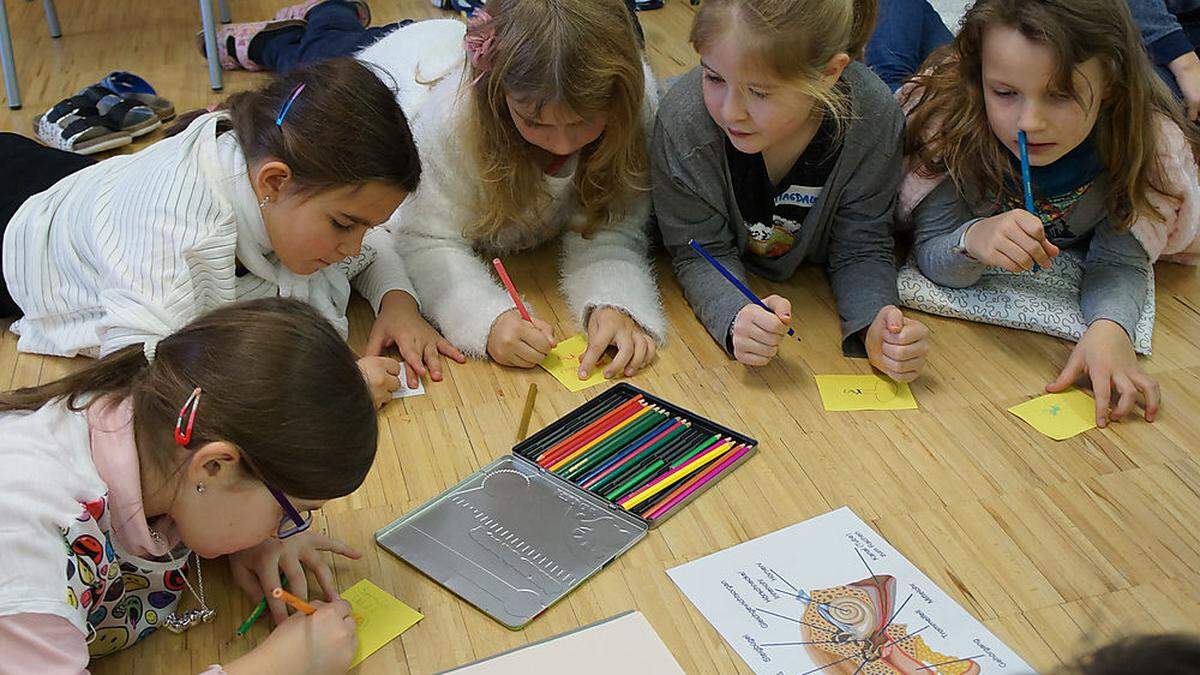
[276, 83, 307, 127]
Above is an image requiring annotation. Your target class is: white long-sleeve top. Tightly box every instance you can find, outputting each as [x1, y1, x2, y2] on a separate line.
[3, 112, 415, 357]
[357, 19, 665, 357]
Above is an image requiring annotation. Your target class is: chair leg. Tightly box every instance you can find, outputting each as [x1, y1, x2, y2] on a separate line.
[0, 0, 22, 109]
[199, 0, 223, 90]
[217, 0, 230, 24]
[43, 0, 60, 38]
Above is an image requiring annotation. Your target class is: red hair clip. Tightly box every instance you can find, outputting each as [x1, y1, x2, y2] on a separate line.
[175, 387, 202, 446]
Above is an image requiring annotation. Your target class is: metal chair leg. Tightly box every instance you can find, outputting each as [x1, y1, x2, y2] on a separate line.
[199, 0, 223, 91]
[42, 0, 60, 38]
[0, 0, 21, 109]
[217, 0, 230, 24]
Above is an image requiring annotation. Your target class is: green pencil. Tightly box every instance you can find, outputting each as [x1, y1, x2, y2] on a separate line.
[590, 428, 706, 493]
[604, 434, 723, 501]
[236, 573, 287, 637]
[561, 408, 668, 479]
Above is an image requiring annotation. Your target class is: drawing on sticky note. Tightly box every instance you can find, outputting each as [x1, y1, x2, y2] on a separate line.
[340, 579, 423, 668]
[1045, 404, 1061, 417]
[816, 375, 917, 411]
[539, 334, 612, 392]
[1007, 389, 1095, 441]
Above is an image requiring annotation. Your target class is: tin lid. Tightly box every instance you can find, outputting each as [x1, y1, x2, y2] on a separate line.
[375, 455, 648, 629]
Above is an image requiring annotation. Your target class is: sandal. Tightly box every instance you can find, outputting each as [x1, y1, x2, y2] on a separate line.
[274, 0, 371, 27]
[95, 94, 160, 138]
[100, 71, 176, 121]
[35, 111, 132, 155]
[195, 19, 305, 71]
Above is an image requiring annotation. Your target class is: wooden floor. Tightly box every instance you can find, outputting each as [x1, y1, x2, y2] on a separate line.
[3, 2, 1200, 673]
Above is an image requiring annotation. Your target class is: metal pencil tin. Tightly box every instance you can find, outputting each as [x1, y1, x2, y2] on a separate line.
[375, 383, 757, 629]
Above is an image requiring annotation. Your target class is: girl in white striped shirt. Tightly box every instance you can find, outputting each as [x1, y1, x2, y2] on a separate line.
[0, 58, 463, 405]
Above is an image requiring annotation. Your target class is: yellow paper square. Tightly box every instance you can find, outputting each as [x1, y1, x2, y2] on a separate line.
[815, 374, 919, 411]
[539, 334, 611, 392]
[1007, 389, 1097, 441]
[341, 580, 423, 668]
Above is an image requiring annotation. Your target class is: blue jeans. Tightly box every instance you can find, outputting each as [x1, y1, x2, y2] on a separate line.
[258, 1, 407, 73]
[865, 0, 953, 92]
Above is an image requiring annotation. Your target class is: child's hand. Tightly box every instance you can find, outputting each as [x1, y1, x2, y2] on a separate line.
[964, 209, 1060, 272]
[730, 295, 791, 366]
[366, 290, 466, 385]
[581, 306, 656, 379]
[357, 356, 401, 407]
[487, 308, 557, 368]
[1046, 319, 1161, 427]
[1168, 51, 1200, 121]
[228, 599, 357, 675]
[865, 305, 930, 383]
[228, 530, 363, 625]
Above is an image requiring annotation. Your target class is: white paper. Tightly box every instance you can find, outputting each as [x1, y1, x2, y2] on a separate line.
[668, 507, 1032, 675]
[391, 364, 426, 399]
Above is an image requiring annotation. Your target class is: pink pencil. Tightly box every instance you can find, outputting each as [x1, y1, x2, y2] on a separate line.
[646, 444, 751, 520]
[492, 258, 532, 322]
[581, 420, 683, 489]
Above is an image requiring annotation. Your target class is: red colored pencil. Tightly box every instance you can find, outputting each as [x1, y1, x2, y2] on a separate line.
[492, 258, 532, 322]
[536, 394, 644, 464]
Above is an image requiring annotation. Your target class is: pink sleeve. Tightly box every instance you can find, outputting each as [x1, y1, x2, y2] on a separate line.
[0, 613, 89, 675]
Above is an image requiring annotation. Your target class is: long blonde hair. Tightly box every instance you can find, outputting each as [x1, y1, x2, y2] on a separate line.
[689, 0, 878, 130]
[904, 0, 1200, 229]
[462, 0, 647, 241]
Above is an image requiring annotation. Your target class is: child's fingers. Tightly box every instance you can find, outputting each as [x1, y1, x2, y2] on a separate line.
[1046, 353, 1085, 393]
[364, 326, 389, 357]
[380, 357, 402, 377]
[1110, 374, 1140, 422]
[423, 344, 444, 382]
[311, 532, 362, 560]
[627, 336, 648, 376]
[579, 329, 613, 379]
[280, 558, 308, 606]
[605, 333, 634, 379]
[762, 295, 792, 326]
[300, 549, 340, 601]
[750, 306, 788, 335]
[438, 338, 468, 364]
[257, 566, 289, 625]
[741, 321, 783, 347]
[641, 336, 658, 370]
[1136, 373, 1161, 422]
[882, 340, 928, 363]
[734, 335, 778, 363]
[397, 343, 428, 380]
[531, 317, 558, 347]
[998, 239, 1036, 271]
[522, 322, 555, 355]
[1092, 370, 1113, 427]
[885, 319, 928, 346]
[511, 341, 547, 368]
[1011, 231, 1053, 268]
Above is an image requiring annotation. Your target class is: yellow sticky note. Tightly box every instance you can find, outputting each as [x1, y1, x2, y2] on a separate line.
[341, 580, 423, 668]
[1007, 389, 1097, 441]
[539, 334, 610, 392]
[815, 374, 919, 411]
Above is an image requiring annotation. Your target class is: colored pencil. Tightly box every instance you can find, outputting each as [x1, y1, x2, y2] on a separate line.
[236, 572, 287, 636]
[620, 440, 736, 509]
[635, 442, 746, 516]
[271, 588, 316, 615]
[590, 428, 708, 493]
[524, 390, 625, 456]
[561, 409, 670, 478]
[1018, 130, 1043, 273]
[492, 258, 532, 322]
[516, 383, 537, 443]
[688, 239, 795, 338]
[537, 395, 645, 465]
[646, 444, 752, 520]
[579, 420, 685, 487]
[549, 405, 655, 472]
[604, 433, 720, 501]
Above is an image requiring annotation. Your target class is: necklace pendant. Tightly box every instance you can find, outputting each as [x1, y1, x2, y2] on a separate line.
[199, 608, 216, 624]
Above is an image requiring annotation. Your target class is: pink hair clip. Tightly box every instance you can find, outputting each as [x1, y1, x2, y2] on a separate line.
[464, 10, 497, 83]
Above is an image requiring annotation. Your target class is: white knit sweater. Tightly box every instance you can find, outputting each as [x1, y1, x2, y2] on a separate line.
[358, 20, 666, 357]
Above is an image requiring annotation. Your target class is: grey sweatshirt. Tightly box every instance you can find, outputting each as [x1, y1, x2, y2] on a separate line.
[911, 176, 1151, 340]
[652, 63, 904, 357]
[1127, 0, 1200, 65]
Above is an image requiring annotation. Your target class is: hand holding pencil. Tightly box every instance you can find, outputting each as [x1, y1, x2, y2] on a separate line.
[248, 591, 357, 675]
[489, 258, 557, 368]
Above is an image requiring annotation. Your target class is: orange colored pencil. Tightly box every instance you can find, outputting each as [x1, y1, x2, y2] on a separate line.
[549, 405, 656, 472]
[272, 588, 316, 615]
[537, 395, 645, 466]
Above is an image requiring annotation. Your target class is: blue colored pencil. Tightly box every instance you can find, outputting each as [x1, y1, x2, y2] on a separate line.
[1017, 131, 1043, 272]
[688, 239, 796, 338]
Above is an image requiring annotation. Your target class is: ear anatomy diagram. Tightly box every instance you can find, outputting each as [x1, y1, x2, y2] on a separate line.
[668, 508, 1030, 675]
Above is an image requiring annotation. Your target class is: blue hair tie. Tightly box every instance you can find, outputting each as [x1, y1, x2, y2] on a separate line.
[275, 83, 306, 127]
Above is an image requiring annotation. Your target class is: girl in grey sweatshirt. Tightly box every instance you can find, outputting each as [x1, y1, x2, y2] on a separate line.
[652, 0, 931, 383]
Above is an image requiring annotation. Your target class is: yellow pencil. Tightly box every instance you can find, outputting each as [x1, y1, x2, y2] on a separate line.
[619, 440, 734, 510]
[549, 405, 655, 472]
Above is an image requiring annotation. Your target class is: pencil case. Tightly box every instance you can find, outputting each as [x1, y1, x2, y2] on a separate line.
[375, 383, 758, 629]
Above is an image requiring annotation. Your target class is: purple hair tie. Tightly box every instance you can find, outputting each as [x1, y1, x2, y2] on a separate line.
[275, 83, 306, 127]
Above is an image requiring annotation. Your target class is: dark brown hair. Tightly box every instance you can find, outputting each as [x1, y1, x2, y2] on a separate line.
[170, 57, 421, 195]
[0, 298, 378, 500]
[1057, 634, 1200, 675]
[903, 0, 1200, 230]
